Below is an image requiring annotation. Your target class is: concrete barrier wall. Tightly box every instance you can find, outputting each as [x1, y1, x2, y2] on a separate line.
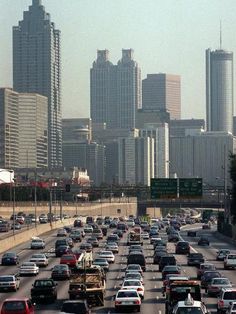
[0, 201, 137, 254]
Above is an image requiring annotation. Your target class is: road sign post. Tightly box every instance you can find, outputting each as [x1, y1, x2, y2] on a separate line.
[151, 178, 178, 199]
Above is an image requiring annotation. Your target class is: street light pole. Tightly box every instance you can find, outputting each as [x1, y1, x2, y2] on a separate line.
[34, 170, 37, 228]
[12, 179, 15, 236]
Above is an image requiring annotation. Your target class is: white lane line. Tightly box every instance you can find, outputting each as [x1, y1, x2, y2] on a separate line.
[154, 285, 157, 289]
[159, 311, 162, 314]
[153, 276, 155, 279]
[156, 296, 159, 300]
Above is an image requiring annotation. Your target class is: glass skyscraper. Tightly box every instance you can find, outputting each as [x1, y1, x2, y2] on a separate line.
[206, 49, 233, 133]
[13, 0, 62, 168]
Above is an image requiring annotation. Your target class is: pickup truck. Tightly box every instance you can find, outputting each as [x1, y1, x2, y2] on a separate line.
[31, 278, 57, 303]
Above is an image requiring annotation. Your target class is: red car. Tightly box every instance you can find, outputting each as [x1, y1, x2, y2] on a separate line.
[1, 298, 35, 314]
[60, 254, 77, 267]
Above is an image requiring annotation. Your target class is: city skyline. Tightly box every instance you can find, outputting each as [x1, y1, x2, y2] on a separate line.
[1, 0, 236, 121]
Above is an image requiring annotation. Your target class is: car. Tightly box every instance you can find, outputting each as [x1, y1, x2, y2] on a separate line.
[29, 253, 48, 267]
[55, 238, 70, 249]
[83, 242, 93, 253]
[57, 229, 67, 237]
[197, 263, 216, 279]
[98, 251, 115, 263]
[11, 222, 21, 230]
[31, 278, 57, 303]
[86, 216, 94, 224]
[126, 219, 135, 227]
[150, 236, 161, 245]
[175, 241, 190, 254]
[83, 225, 93, 233]
[60, 300, 91, 314]
[207, 277, 232, 296]
[39, 214, 48, 223]
[109, 221, 118, 228]
[124, 271, 144, 284]
[87, 236, 99, 247]
[93, 258, 109, 271]
[0, 298, 35, 314]
[154, 250, 167, 264]
[105, 243, 119, 254]
[224, 254, 236, 270]
[114, 289, 141, 312]
[0, 221, 10, 232]
[0, 275, 20, 292]
[30, 237, 45, 249]
[217, 249, 231, 261]
[141, 232, 149, 240]
[187, 253, 204, 266]
[168, 232, 180, 242]
[121, 279, 145, 299]
[162, 275, 189, 295]
[172, 293, 208, 314]
[198, 236, 210, 246]
[159, 255, 176, 272]
[127, 252, 146, 271]
[217, 288, 236, 313]
[187, 230, 197, 237]
[226, 301, 236, 314]
[19, 262, 39, 276]
[92, 229, 103, 240]
[55, 245, 72, 257]
[51, 264, 71, 280]
[66, 237, 74, 248]
[202, 222, 211, 229]
[125, 264, 143, 275]
[1, 252, 19, 265]
[201, 270, 222, 289]
[129, 245, 142, 253]
[107, 234, 119, 243]
[16, 216, 25, 224]
[113, 230, 123, 238]
[73, 219, 83, 228]
[162, 265, 181, 280]
[60, 254, 77, 267]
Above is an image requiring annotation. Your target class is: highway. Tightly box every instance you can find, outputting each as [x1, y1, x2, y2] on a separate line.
[0, 221, 235, 313]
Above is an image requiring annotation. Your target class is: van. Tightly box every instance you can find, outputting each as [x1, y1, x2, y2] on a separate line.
[127, 252, 146, 271]
[159, 255, 176, 271]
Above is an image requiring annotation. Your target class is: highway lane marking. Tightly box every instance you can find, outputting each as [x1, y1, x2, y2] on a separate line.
[159, 311, 162, 314]
[155, 285, 157, 289]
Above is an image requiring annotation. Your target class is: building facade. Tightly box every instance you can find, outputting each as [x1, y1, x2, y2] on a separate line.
[0, 88, 48, 169]
[142, 73, 181, 119]
[13, 0, 62, 168]
[169, 119, 205, 137]
[206, 49, 234, 133]
[90, 49, 141, 129]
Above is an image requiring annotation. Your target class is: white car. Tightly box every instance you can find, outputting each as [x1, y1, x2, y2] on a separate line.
[0, 275, 20, 292]
[125, 264, 143, 275]
[19, 262, 39, 276]
[124, 271, 144, 284]
[224, 254, 236, 269]
[98, 251, 115, 263]
[141, 232, 149, 240]
[126, 220, 135, 227]
[105, 243, 119, 254]
[29, 253, 48, 267]
[227, 301, 236, 314]
[30, 237, 45, 249]
[121, 279, 145, 299]
[84, 225, 93, 233]
[114, 289, 141, 312]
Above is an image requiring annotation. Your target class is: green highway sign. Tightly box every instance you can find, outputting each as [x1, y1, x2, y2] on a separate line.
[179, 178, 202, 198]
[151, 178, 177, 199]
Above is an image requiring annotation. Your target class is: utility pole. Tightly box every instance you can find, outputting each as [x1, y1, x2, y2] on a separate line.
[34, 169, 37, 228]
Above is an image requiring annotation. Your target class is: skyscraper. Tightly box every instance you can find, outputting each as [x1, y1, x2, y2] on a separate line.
[142, 73, 181, 119]
[90, 49, 141, 129]
[13, 0, 62, 168]
[206, 49, 233, 133]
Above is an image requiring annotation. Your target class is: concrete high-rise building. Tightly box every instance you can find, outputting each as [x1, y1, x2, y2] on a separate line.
[90, 49, 141, 129]
[0, 88, 48, 169]
[90, 50, 117, 128]
[118, 134, 154, 186]
[169, 119, 205, 137]
[13, 0, 62, 168]
[142, 74, 181, 119]
[117, 49, 141, 129]
[206, 49, 233, 133]
[62, 119, 92, 143]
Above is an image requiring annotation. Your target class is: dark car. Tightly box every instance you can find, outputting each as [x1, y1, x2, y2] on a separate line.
[217, 249, 231, 261]
[187, 230, 197, 237]
[61, 300, 91, 314]
[154, 250, 167, 264]
[107, 234, 119, 243]
[109, 221, 117, 228]
[113, 230, 123, 238]
[187, 253, 204, 266]
[86, 216, 94, 224]
[175, 241, 190, 254]
[55, 239, 69, 250]
[87, 237, 99, 247]
[127, 252, 146, 271]
[55, 245, 72, 257]
[159, 255, 176, 272]
[1, 252, 19, 265]
[201, 270, 222, 289]
[198, 236, 210, 246]
[74, 219, 83, 228]
[31, 278, 57, 303]
[51, 264, 71, 280]
[70, 231, 82, 242]
[162, 265, 181, 280]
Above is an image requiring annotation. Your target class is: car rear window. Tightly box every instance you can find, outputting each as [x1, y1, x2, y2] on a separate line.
[117, 291, 138, 298]
[224, 292, 236, 299]
[3, 301, 26, 310]
[128, 255, 145, 264]
[61, 303, 86, 313]
[228, 255, 236, 259]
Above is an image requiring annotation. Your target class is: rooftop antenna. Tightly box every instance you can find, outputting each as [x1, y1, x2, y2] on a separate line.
[220, 20, 222, 49]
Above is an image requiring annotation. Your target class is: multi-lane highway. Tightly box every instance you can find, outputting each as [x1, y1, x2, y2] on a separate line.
[0, 219, 235, 313]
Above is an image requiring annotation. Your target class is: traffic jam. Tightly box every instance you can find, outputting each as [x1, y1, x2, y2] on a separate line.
[0, 214, 235, 313]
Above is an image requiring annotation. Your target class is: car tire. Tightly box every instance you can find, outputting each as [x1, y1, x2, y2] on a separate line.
[136, 306, 141, 312]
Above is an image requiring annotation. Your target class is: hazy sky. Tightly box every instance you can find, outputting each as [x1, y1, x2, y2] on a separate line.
[1, 0, 236, 120]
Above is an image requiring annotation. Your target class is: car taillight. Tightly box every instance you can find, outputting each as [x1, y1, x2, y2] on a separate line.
[137, 288, 143, 291]
[218, 300, 224, 308]
[115, 301, 122, 305]
[134, 300, 141, 304]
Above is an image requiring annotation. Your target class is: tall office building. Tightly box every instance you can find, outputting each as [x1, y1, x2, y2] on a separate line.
[142, 74, 181, 119]
[117, 49, 141, 129]
[206, 49, 233, 133]
[13, 0, 62, 168]
[90, 49, 141, 129]
[0, 88, 48, 169]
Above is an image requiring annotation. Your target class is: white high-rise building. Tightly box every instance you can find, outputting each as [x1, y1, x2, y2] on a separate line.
[140, 123, 169, 178]
[206, 49, 233, 133]
[118, 134, 154, 186]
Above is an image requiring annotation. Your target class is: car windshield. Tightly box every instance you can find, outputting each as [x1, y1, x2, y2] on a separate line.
[228, 255, 236, 259]
[190, 254, 203, 258]
[32, 254, 45, 258]
[54, 265, 67, 270]
[3, 253, 15, 257]
[62, 255, 74, 260]
[35, 280, 53, 287]
[212, 278, 230, 285]
[117, 291, 138, 298]
[176, 307, 203, 314]
[224, 292, 236, 299]
[123, 281, 141, 286]
[0, 276, 14, 282]
[3, 301, 26, 310]
[22, 262, 35, 267]
[61, 302, 86, 313]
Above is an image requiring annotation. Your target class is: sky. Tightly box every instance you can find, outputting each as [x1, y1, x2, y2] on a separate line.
[1, 0, 236, 120]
